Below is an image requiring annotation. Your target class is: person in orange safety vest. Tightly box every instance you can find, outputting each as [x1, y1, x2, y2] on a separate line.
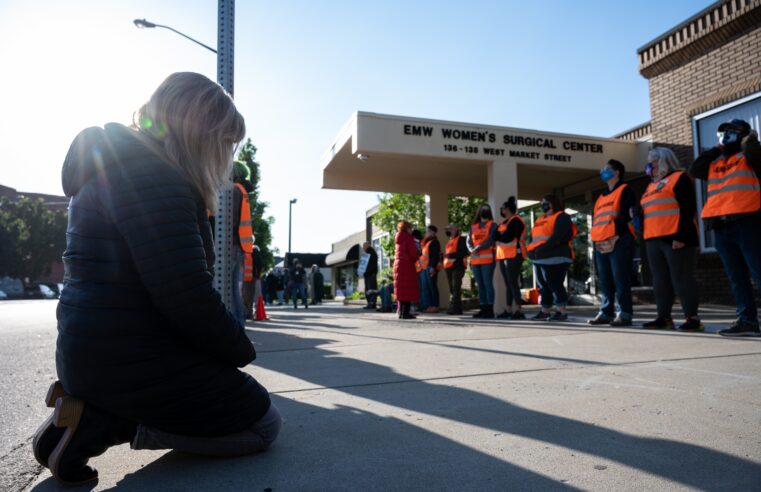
[689, 118, 761, 337]
[467, 204, 497, 319]
[494, 196, 526, 320]
[443, 223, 469, 315]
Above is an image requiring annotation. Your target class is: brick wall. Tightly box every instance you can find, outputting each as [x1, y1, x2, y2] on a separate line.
[645, 24, 761, 304]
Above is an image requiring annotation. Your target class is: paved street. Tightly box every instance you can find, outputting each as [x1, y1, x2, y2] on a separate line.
[2, 300, 761, 491]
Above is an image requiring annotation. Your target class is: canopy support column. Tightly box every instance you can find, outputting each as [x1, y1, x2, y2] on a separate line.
[426, 190, 450, 309]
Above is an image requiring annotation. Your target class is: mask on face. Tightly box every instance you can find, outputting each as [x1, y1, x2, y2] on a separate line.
[600, 168, 616, 183]
[480, 209, 490, 220]
[718, 130, 739, 146]
[645, 162, 654, 177]
[445, 230, 451, 237]
[541, 202, 551, 213]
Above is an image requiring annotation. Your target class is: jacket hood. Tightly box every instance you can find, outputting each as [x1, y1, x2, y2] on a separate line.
[61, 123, 158, 197]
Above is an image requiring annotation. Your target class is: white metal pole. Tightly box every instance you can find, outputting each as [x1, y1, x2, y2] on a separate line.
[213, 0, 235, 306]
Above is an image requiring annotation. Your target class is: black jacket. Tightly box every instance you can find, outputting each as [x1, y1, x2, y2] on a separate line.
[57, 123, 270, 437]
[426, 238, 441, 270]
[364, 246, 378, 276]
[528, 212, 574, 261]
[444, 235, 469, 271]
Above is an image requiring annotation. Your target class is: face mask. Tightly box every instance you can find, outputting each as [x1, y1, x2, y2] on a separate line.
[645, 162, 654, 177]
[718, 131, 739, 146]
[600, 168, 616, 183]
[541, 202, 551, 213]
[480, 210, 489, 220]
[445, 231, 451, 237]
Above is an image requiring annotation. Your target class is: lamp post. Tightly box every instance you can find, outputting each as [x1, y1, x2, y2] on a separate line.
[133, 0, 236, 307]
[288, 198, 297, 256]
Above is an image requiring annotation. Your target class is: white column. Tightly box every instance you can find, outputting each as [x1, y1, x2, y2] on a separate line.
[425, 190, 450, 309]
[488, 159, 518, 314]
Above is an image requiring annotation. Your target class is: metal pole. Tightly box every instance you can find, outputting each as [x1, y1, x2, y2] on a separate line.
[288, 201, 293, 254]
[213, 0, 235, 306]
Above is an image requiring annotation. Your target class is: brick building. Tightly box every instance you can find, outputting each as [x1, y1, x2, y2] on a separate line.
[634, 0, 761, 303]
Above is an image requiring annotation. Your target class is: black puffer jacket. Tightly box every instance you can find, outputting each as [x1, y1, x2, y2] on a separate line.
[57, 123, 270, 437]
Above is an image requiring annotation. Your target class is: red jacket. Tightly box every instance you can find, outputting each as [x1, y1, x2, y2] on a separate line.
[393, 230, 420, 302]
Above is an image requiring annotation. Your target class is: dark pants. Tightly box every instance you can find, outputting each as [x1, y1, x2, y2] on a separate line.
[534, 263, 569, 309]
[291, 283, 307, 307]
[312, 282, 323, 304]
[498, 258, 523, 310]
[713, 217, 761, 327]
[364, 274, 378, 307]
[645, 240, 699, 320]
[446, 267, 464, 312]
[594, 234, 635, 320]
[428, 270, 440, 308]
[242, 279, 255, 319]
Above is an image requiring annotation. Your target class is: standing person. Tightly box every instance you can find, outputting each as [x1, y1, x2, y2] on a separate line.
[412, 229, 430, 313]
[443, 223, 469, 315]
[275, 270, 285, 306]
[527, 194, 576, 321]
[494, 197, 527, 320]
[242, 246, 262, 321]
[311, 265, 324, 305]
[394, 221, 421, 319]
[362, 242, 379, 310]
[588, 159, 637, 327]
[34, 73, 280, 485]
[689, 119, 761, 337]
[264, 271, 276, 305]
[641, 147, 703, 332]
[420, 225, 442, 313]
[232, 163, 255, 327]
[467, 204, 498, 318]
[290, 260, 308, 309]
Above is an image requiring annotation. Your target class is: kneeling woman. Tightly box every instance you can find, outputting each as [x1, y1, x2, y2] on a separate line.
[526, 194, 577, 321]
[33, 73, 280, 485]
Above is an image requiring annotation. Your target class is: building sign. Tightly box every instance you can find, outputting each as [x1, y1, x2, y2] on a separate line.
[402, 123, 604, 164]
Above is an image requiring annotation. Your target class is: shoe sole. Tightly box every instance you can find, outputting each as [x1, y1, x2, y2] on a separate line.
[49, 396, 97, 486]
[719, 331, 761, 337]
[33, 381, 69, 467]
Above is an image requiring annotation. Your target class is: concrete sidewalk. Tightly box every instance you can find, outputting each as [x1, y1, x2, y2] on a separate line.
[26, 303, 761, 491]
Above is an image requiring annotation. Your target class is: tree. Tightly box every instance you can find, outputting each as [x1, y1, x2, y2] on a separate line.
[235, 139, 277, 270]
[372, 193, 486, 258]
[0, 197, 67, 282]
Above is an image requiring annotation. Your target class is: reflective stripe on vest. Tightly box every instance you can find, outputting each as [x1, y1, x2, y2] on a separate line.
[590, 184, 629, 242]
[702, 153, 761, 218]
[641, 171, 685, 240]
[526, 211, 577, 258]
[469, 220, 494, 265]
[417, 238, 442, 272]
[443, 236, 467, 269]
[234, 183, 254, 252]
[495, 216, 526, 260]
[243, 253, 253, 281]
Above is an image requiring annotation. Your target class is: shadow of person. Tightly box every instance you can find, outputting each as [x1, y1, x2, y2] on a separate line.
[247, 326, 761, 490]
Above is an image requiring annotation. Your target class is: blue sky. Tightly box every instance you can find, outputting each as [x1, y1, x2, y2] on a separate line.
[0, 0, 713, 254]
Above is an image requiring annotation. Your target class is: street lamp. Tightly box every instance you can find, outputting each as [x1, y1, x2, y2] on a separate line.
[132, 18, 217, 54]
[288, 198, 298, 256]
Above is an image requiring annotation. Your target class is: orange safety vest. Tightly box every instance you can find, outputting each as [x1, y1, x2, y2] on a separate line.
[527, 212, 577, 258]
[234, 183, 254, 253]
[591, 184, 634, 242]
[469, 220, 494, 265]
[701, 152, 761, 218]
[495, 216, 527, 260]
[641, 171, 692, 240]
[443, 235, 467, 269]
[417, 238, 442, 272]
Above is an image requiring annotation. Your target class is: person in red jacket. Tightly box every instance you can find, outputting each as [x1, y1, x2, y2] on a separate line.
[394, 220, 421, 319]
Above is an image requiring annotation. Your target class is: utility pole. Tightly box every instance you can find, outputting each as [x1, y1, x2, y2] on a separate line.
[212, 0, 236, 306]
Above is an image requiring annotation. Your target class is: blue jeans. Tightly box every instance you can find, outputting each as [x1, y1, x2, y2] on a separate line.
[471, 263, 495, 305]
[534, 263, 569, 308]
[594, 234, 634, 321]
[231, 248, 245, 327]
[291, 283, 307, 307]
[713, 217, 761, 327]
[418, 271, 432, 310]
[379, 284, 393, 309]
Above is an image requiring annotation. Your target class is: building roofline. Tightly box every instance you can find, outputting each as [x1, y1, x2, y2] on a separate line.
[637, 1, 723, 54]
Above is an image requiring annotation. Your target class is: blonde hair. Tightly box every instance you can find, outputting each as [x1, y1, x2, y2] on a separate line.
[134, 72, 246, 212]
[648, 147, 681, 176]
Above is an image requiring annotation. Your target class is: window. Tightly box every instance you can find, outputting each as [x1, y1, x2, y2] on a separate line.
[692, 92, 761, 252]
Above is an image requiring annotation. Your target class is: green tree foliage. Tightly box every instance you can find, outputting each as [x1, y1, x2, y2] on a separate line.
[0, 197, 67, 282]
[235, 139, 276, 270]
[372, 193, 486, 258]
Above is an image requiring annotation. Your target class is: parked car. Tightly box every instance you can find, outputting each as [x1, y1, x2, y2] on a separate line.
[38, 284, 57, 299]
[0, 290, 7, 300]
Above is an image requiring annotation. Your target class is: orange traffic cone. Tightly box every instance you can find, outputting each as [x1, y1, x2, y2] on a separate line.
[255, 296, 269, 321]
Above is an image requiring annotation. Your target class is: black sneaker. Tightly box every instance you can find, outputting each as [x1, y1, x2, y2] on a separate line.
[531, 311, 550, 321]
[718, 320, 761, 337]
[587, 315, 612, 326]
[549, 311, 568, 321]
[642, 317, 674, 330]
[677, 318, 704, 332]
[496, 311, 512, 319]
[511, 311, 526, 320]
[610, 317, 632, 327]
